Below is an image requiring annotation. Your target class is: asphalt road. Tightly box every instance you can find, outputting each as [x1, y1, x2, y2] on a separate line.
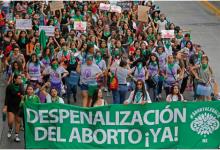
[0, 1, 220, 149]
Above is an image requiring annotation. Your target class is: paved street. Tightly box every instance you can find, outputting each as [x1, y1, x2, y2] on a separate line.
[0, 1, 220, 149]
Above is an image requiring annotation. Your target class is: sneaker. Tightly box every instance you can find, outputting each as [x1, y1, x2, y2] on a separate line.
[14, 134, 21, 142]
[7, 128, 13, 138]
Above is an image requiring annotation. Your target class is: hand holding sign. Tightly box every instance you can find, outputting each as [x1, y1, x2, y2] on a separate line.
[110, 5, 122, 13]
[99, 3, 111, 11]
[74, 22, 87, 31]
[161, 30, 175, 39]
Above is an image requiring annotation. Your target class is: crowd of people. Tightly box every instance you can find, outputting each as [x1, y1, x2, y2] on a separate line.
[0, 1, 220, 143]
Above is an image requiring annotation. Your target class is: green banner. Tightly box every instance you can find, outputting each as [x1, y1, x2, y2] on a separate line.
[24, 101, 220, 149]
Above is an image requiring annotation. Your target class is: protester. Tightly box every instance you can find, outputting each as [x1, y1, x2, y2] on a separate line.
[1, 1, 220, 144]
[3, 74, 24, 142]
[124, 79, 151, 104]
[166, 84, 184, 102]
[91, 88, 107, 107]
[41, 82, 64, 104]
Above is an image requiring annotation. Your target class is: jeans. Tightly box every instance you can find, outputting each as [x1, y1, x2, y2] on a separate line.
[112, 85, 128, 104]
[65, 72, 80, 103]
[147, 76, 159, 102]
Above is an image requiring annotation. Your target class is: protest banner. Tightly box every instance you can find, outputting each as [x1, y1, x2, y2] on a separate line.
[110, 5, 122, 13]
[74, 22, 87, 31]
[117, 2, 132, 11]
[39, 26, 55, 36]
[99, 3, 111, 11]
[24, 101, 220, 149]
[15, 19, 32, 30]
[138, 5, 149, 23]
[50, 1, 64, 12]
[161, 30, 175, 38]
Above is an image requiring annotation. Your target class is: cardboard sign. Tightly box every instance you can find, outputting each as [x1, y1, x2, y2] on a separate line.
[39, 26, 55, 37]
[74, 22, 87, 31]
[50, 1, 64, 12]
[117, 2, 131, 11]
[138, 5, 149, 22]
[15, 19, 32, 30]
[110, 5, 122, 13]
[161, 30, 175, 39]
[99, 3, 111, 11]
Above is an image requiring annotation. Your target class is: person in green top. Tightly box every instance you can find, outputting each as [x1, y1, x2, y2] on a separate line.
[19, 85, 40, 109]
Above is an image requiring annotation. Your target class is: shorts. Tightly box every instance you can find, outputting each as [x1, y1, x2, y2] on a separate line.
[80, 84, 88, 91]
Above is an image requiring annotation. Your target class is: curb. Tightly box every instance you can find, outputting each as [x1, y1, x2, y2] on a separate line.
[201, 1, 220, 17]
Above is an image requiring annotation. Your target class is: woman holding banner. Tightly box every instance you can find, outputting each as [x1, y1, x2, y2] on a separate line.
[124, 79, 151, 104]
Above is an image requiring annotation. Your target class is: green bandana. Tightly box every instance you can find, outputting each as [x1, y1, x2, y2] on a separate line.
[128, 36, 133, 44]
[137, 63, 143, 73]
[176, 34, 183, 40]
[151, 61, 157, 66]
[51, 64, 59, 70]
[114, 50, 120, 57]
[71, 48, 77, 53]
[21, 38, 26, 44]
[13, 84, 19, 92]
[135, 91, 142, 103]
[202, 64, 208, 70]
[104, 31, 110, 37]
[165, 40, 171, 49]
[63, 50, 68, 57]
[168, 63, 175, 70]
[35, 47, 41, 56]
[44, 56, 50, 62]
[99, 48, 106, 56]
[14, 70, 20, 76]
[96, 56, 102, 65]
[198, 51, 202, 62]
[70, 56, 76, 65]
[51, 97, 60, 103]
[136, 54, 140, 59]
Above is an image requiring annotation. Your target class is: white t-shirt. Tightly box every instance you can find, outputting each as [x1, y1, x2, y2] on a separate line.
[166, 94, 184, 102]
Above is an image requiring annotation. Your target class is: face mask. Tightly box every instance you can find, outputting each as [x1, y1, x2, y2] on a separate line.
[136, 54, 140, 59]
[202, 64, 208, 70]
[51, 63, 59, 70]
[96, 55, 102, 64]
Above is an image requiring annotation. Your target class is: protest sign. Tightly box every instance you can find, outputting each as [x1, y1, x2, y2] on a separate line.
[117, 2, 131, 11]
[24, 101, 220, 149]
[161, 30, 175, 38]
[138, 5, 149, 22]
[110, 5, 122, 13]
[39, 26, 55, 36]
[99, 3, 111, 11]
[74, 22, 87, 31]
[15, 19, 32, 30]
[50, 1, 64, 12]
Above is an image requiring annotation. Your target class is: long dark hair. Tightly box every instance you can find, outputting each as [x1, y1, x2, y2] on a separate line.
[148, 53, 160, 69]
[170, 85, 182, 100]
[12, 61, 23, 73]
[132, 79, 147, 102]
[91, 89, 102, 107]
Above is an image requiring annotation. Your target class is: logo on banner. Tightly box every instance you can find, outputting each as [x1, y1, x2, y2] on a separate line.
[190, 107, 220, 143]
